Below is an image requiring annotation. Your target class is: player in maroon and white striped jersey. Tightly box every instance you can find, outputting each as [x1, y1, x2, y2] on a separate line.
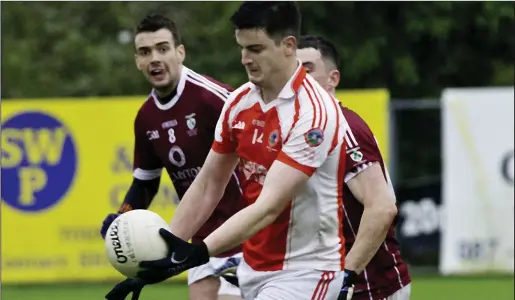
[100, 15, 243, 300]
[298, 36, 412, 300]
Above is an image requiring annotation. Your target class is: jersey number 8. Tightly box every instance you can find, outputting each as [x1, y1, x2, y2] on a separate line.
[168, 128, 176, 144]
[167, 128, 186, 167]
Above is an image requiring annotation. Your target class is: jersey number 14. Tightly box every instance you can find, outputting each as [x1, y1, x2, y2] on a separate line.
[252, 129, 263, 144]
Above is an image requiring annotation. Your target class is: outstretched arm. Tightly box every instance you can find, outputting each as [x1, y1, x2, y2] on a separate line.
[169, 150, 239, 241]
[170, 85, 240, 241]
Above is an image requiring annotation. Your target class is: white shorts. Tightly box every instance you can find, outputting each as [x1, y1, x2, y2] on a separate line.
[387, 284, 411, 300]
[188, 253, 243, 296]
[237, 258, 344, 300]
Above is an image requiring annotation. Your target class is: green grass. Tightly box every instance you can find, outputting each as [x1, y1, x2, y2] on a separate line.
[411, 275, 514, 300]
[2, 282, 189, 300]
[2, 275, 514, 300]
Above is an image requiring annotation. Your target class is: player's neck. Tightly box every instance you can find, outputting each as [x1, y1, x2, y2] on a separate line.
[154, 85, 177, 104]
[154, 81, 179, 104]
[260, 59, 299, 103]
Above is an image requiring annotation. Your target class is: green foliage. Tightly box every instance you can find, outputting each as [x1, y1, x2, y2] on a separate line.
[2, 2, 513, 99]
[299, 2, 514, 97]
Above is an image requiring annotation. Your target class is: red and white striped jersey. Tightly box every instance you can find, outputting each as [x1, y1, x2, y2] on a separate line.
[212, 62, 349, 272]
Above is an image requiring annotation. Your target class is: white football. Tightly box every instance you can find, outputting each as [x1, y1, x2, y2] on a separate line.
[104, 209, 170, 278]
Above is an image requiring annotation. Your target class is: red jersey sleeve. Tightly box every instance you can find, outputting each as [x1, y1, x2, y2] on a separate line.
[342, 108, 383, 183]
[132, 111, 163, 180]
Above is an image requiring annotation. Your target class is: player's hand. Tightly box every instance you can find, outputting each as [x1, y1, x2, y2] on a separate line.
[137, 228, 210, 281]
[100, 213, 120, 239]
[105, 273, 172, 300]
[338, 269, 357, 300]
[214, 257, 241, 287]
[105, 277, 145, 300]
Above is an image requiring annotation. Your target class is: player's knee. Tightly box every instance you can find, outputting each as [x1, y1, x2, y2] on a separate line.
[189, 276, 221, 300]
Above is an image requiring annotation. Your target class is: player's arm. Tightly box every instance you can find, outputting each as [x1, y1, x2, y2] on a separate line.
[100, 112, 163, 239]
[117, 177, 160, 213]
[169, 88, 239, 241]
[120, 113, 164, 212]
[203, 103, 338, 256]
[344, 137, 398, 274]
[169, 150, 239, 241]
[203, 159, 309, 256]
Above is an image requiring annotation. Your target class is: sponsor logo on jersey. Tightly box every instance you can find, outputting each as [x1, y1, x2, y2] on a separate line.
[1, 111, 77, 212]
[147, 130, 160, 140]
[252, 119, 265, 128]
[304, 128, 324, 147]
[161, 120, 178, 129]
[171, 166, 202, 181]
[239, 160, 267, 185]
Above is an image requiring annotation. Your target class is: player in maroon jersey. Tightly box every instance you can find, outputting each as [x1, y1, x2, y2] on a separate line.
[100, 14, 243, 300]
[297, 36, 412, 300]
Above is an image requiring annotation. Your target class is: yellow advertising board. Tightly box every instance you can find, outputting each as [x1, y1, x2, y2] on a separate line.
[335, 89, 390, 164]
[1, 97, 181, 283]
[1, 89, 389, 284]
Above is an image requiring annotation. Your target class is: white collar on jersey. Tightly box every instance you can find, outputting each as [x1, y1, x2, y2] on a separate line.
[151, 65, 190, 111]
[249, 59, 306, 100]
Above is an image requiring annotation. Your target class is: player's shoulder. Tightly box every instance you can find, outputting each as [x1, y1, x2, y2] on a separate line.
[340, 106, 379, 150]
[222, 82, 254, 110]
[132, 92, 157, 128]
[341, 106, 373, 134]
[301, 74, 333, 97]
[297, 75, 339, 112]
[294, 75, 342, 133]
[183, 67, 233, 102]
[136, 92, 156, 117]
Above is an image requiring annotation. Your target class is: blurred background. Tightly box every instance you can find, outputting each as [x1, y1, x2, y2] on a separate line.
[1, 1, 514, 300]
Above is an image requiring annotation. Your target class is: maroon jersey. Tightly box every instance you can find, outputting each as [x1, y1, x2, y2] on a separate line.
[342, 107, 411, 299]
[132, 66, 244, 257]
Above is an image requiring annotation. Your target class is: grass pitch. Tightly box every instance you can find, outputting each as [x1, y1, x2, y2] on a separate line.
[2, 275, 513, 300]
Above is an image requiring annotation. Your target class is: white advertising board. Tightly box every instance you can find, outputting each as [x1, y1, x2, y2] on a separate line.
[440, 87, 514, 274]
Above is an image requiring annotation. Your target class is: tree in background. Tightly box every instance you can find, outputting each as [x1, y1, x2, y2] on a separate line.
[2, 1, 513, 99]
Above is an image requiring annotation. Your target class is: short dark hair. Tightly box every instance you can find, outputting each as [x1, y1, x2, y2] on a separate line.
[299, 35, 340, 70]
[230, 1, 301, 42]
[135, 14, 182, 46]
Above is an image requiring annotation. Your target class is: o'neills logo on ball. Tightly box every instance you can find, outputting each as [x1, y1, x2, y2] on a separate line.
[110, 219, 128, 263]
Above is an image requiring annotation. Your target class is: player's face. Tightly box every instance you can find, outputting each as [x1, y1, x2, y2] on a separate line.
[236, 29, 296, 86]
[297, 48, 339, 93]
[134, 28, 185, 93]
